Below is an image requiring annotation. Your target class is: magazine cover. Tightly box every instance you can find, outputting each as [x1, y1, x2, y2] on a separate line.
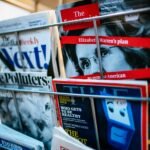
[0, 72, 57, 150]
[56, 0, 150, 79]
[99, 0, 150, 15]
[0, 124, 44, 150]
[51, 126, 94, 150]
[0, 11, 59, 77]
[56, 0, 99, 34]
[52, 78, 148, 150]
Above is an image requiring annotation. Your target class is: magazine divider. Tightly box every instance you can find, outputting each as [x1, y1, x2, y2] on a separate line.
[0, 86, 149, 102]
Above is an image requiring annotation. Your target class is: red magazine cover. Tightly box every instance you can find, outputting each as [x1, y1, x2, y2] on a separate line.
[52, 78, 149, 150]
[56, 0, 150, 79]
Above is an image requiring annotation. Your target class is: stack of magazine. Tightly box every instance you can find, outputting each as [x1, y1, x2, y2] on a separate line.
[0, 123, 44, 150]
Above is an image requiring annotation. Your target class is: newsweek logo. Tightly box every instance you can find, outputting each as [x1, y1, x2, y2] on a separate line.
[61, 3, 100, 31]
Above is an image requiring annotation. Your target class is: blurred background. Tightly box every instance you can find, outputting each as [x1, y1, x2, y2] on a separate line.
[0, 0, 79, 21]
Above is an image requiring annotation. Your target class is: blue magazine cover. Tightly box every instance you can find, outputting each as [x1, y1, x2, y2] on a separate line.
[52, 78, 148, 150]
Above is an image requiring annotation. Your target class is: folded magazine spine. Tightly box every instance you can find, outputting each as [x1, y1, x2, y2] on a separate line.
[0, 137, 35, 150]
[0, 124, 44, 150]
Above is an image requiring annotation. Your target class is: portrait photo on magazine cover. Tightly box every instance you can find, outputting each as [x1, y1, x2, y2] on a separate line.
[60, 0, 150, 77]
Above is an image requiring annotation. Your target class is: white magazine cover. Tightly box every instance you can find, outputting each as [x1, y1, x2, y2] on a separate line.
[0, 72, 57, 150]
[0, 123, 44, 150]
[0, 11, 60, 77]
[51, 126, 94, 150]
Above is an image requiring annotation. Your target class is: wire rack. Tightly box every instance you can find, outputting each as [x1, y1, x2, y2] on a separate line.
[0, 7, 150, 101]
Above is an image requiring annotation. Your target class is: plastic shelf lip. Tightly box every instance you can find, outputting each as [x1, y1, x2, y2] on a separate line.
[0, 7, 150, 35]
[0, 87, 149, 102]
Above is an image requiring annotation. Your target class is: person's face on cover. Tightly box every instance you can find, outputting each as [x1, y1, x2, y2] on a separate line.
[76, 26, 132, 75]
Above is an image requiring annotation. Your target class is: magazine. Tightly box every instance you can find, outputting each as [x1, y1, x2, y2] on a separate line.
[99, 0, 150, 15]
[56, 0, 150, 79]
[0, 72, 57, 150]
[52, 78, 148, 150]
[0, 11, 59, 77]
[0, 123, 44, 150]
[51, 126, 94, 150]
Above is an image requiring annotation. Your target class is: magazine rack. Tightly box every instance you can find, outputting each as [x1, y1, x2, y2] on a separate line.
[0, 7, 150, 78]
[0, 7, 150, 150]
[0, 6, 149, 97]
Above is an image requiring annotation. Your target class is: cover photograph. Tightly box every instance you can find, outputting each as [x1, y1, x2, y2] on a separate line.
[52, 78, 149, 150]
[15, 92, 56, 150]
[0, 72, 57, 150]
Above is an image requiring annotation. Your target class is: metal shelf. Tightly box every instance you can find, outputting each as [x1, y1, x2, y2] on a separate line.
[0, 87, 149, 102]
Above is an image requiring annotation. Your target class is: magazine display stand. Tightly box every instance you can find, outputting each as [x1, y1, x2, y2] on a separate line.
[0, 7, 149, 78]
[0, 5, 150, 150]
